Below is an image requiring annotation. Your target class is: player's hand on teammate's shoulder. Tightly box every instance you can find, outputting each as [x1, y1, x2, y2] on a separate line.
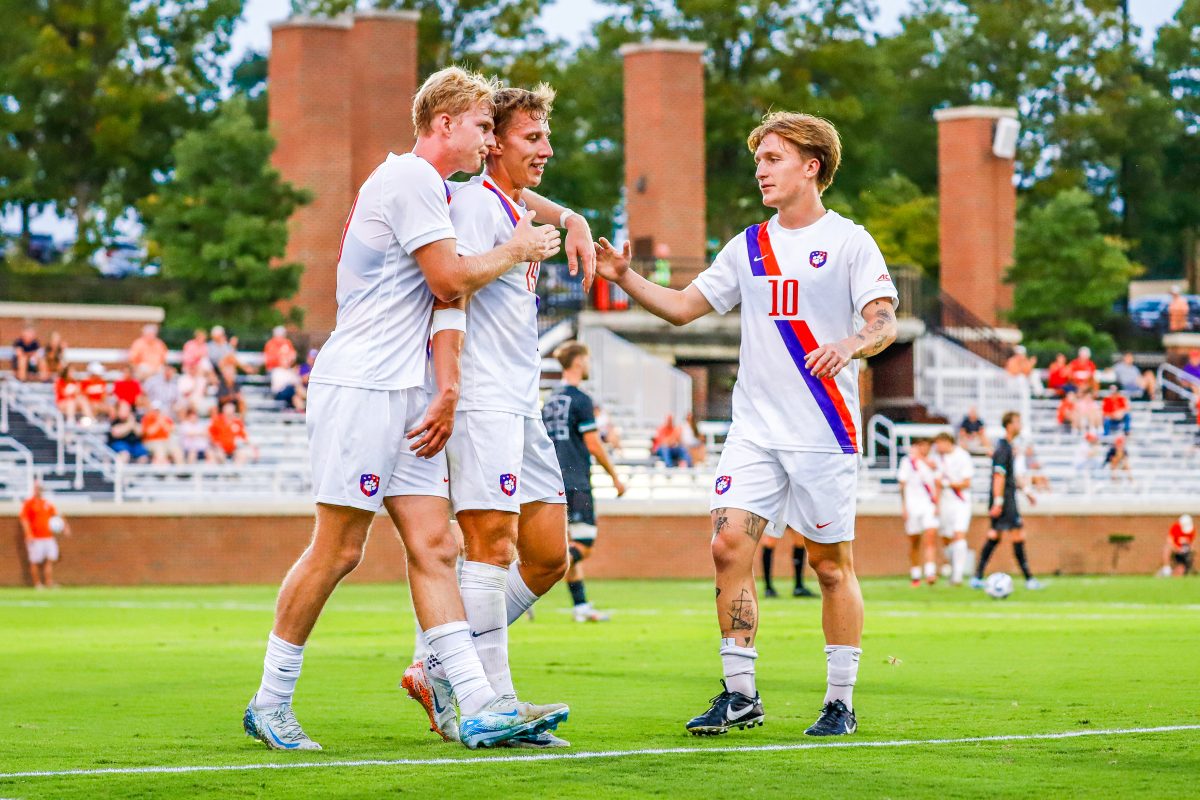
[804, 340, 853, 379]
[593, 237, 631, 283]
[563, 214, 596, 291]
[511, 211, 561, 263]
[406, 390, 457, 458]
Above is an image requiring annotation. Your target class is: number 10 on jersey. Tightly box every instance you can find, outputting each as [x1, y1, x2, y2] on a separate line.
[768, 278, 800, 317]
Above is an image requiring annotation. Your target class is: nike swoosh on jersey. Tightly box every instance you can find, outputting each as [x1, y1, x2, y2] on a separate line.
[816, 521, 834, 529]
[753, 255, 766, 262]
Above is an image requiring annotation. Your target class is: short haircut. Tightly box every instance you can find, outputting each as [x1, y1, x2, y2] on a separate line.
[554, 340, 589, 370]
[412, 66, 499, 137]
[934, 431, 955, 444]
[492, 83, 555, 136]
[746, 111, 842, 194]
[1002, 411, 1020, 428]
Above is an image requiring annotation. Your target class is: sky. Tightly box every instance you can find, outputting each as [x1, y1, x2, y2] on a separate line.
[8, 0, 1189, 243]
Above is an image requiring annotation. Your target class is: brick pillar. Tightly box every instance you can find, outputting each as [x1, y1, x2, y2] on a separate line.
[620, 41, 707, 289]
[934, 106, 1018, 328]
[269, 18, 354, 341]
[348, 10, 420, 190]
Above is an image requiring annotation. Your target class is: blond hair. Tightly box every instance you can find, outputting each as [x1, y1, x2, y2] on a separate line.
[554, 340, 589, 370]
[412, 66, 500, 137]
[492, 83, 556, 136]
[746, 112, 842, 193]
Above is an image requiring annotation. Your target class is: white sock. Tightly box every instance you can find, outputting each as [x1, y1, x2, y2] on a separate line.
[720, 637, 758, 698]
[950, 539, 968, 583]
[413, 554, 463, 674]
[255, 633, 304, 707]
[923, 561, 937, 579]
[424, 621, 496, 716]
[461, 561, 513, 696]
[504, 562, 539, 625]
[910, 566, 922, 581]
[823, 644, 861, 710]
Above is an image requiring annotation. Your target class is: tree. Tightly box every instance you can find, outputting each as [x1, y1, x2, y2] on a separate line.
[0, 0, 241, 255]
[852, 174, 939, 277]
[1007, 189, 1141, 362]
[140, 98, 311, 332]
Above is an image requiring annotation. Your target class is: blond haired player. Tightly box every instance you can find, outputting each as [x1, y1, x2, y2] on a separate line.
[897, 437, 940, 586]
[932, 431, 973, 585]
[244, 67, 568, 752]
[594, 112, 897, 737]
[402, 85, 580, 748]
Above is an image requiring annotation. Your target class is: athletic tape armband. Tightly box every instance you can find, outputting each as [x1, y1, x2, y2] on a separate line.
[431, 308, 466, 335]
[559, 209, 577, 228]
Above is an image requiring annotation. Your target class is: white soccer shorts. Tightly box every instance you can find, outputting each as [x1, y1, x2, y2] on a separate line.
[307, 383, 448, 512]
[26, 537, 59, 564]
[709, 438, 858, 545]
[939, 497, 972, 537]
[904, 501, 939, 536]
[446, 410, 566, 514]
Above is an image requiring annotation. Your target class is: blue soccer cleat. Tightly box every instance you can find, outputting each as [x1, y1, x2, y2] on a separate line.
[243, 697, 322, 751]
[458, 694, 569, 750]
[969, 576, 985, 589]
[804, 699, 857, 736]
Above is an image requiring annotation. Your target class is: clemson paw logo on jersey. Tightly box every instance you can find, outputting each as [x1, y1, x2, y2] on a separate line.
[809, 251, 828, 268]
[360, 473, 381, 497]
[715, 475, 733, 495]
[499, 473, 518, 497]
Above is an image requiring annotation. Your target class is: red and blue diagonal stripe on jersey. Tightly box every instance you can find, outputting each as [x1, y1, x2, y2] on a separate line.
[745, 222, 858, 454]
[483, 178, 540, 293]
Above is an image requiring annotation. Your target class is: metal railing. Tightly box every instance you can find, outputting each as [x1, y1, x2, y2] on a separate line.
[110, 462, 313, 504]
[578, 326, 692, 430]
[866, 414, 898, 471]
[0, 435, 34, 498]
[1157, 362, 1198, 406]
[914, 335, 1032, 425]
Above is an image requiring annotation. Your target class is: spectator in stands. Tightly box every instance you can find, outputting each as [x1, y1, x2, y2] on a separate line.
[1073, 431, 1104, 479]
[1102, 385, 1132, 436]
[43, 331, 65, 377]
[957, 406, 992, 454]
[177, 361, 213, 415]
[1005, 345, 1042, 395]
[1160, 514, 1195, 577]
[263, 326, 297, 372]
[209, 401, 257, 464]
[594, 404, 623, 454]
[54, 365, 92, 424]
[181, 328, 210, 375]
[1073, 387, 1102, 434]
[652, 414, 692, 468]
[81, 362, 112, 420]
[683, 412, 707, 466]
[1104, 434, 1132, 484]
[1068, 346, 1097, 393]
[270, 349, 306, 412]
[1182, 349, 1200, 388]
[1113, 352, 1156, 399]
[20, 480, 69, 589]
[127, 323, 168, 380]
[179, 406, 210, 464]
[112, 366, 142, 409]
[1046, 353, 1071, 396]
[1168, 286, 1190, 333]
[141, 403, 183, 465]
[216, 360, 245, 415]
[1021, 441, 1052, 493]
[143, 364, 180, 414]
[108, 400, 149, 463]
[1056, 392, 1076, 433]
[11, 324, 43, 382]
[207, 325, 236, 371]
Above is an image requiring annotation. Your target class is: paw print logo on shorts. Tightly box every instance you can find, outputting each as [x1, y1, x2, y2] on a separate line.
[360, 473, 381, 497]
[499, 473, 518, 497]
[715, 475, 733, 495]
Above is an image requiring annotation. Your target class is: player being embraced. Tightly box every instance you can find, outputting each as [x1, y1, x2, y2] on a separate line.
[402, 84, 583, 749]
[897, 437, 940, 587]
[932, 431, 974, 586]
[244, 67, 567, 752]
[593, 112, 898, 737]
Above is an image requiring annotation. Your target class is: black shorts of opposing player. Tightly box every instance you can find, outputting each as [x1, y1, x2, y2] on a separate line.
[566, 489, 596, 545]
[992, 506, 1023, 533]
[1172, 548, 1195, 572]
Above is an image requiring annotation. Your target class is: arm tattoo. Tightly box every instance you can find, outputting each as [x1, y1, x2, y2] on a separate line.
[728, 588, 755, 631]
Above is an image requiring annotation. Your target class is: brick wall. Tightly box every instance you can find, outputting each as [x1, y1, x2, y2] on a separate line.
[935, 107, 1018, 327]
[621, 41, 707, 289]
[1, 506, 1178, 586]
[270, 13, 419, 342]
[0, 303, 163, 352]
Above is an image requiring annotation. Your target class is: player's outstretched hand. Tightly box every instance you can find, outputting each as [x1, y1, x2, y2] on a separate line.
[593, 237, 631, 283]
[511, 211, 561, 263]
[407, 392, 456, 458]
[564, 215, 596, 292]
[805, 341, 853, 379]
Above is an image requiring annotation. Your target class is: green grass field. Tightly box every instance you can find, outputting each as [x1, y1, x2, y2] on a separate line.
[1, 576, 1199, 798]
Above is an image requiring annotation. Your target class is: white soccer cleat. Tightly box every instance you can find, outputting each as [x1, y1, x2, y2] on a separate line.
[1025, 578, 1045, 590]
[498, 730, 571, 748]
[458, 694, 569, 750]
[573, 605, 611, 623]
[401, 659, 460, 742]
[243, 698, 322, 751]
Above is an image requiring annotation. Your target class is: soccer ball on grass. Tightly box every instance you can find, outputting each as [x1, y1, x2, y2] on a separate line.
[983, 572, 1014, 600]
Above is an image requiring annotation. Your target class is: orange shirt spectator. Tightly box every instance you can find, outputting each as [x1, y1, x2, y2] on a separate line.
[263, 327, 297, 372]
[21, 493, 57, 540]
[113, 368, 142, 407]
[128, 324, 169, 378]
[209, 410, 248, 456]
[1068, 348, 1096, 390]
[141, 409, 174, 442]
[1169, 518, 1196, 550]
[82, 373, 107, 405]
[1168, 289, 1189, 332]
[1046, 354, 1070, 396]
[1056, 394, 1076, 428]
[1101, 393, 1129, 419]
[54, 374, 80, 404]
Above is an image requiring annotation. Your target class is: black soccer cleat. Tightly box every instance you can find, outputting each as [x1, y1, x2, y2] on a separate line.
[685, 681, 765, 736]
[792, 585, 817, 598]
[764, 585, 779, 598]
[804, 699, 857, 736]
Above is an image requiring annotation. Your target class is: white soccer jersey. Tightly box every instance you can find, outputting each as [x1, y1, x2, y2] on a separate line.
[692, 211, 898, 453]
[934, 445, 975, 506]
[448, 174, 541, 416]
[897, 454, 938, 510]
[310, 152, 454, 391]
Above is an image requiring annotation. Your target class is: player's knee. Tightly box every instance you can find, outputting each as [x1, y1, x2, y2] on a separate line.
[332, 543, 366, 577]
[811, 554, 850, 591]
[711, 531, 750, 573]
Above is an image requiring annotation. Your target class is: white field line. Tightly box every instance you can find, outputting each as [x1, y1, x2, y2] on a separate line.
[2, 725, 1199, 781]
